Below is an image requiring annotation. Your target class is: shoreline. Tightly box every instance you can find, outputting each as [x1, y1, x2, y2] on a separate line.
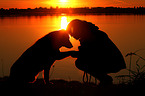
[0, 13, 145, 17]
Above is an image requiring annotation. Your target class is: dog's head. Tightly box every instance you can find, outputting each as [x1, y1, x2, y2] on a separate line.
[58, 30, 73, 48]
[48, 30, 73, 49]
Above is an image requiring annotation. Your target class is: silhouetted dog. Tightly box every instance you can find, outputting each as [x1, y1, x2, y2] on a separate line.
[9, 30, 73, 84]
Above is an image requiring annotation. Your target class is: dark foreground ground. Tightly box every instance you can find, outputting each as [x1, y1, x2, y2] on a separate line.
[0, 77, 144, 96]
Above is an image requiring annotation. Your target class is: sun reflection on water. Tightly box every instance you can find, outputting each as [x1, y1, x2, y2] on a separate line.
[61, 16, 68, 30]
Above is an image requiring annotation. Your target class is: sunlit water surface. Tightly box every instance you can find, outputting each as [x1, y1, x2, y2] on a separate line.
[0, 15, 145, 83]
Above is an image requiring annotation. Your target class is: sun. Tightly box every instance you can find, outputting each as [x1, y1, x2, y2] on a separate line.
[60, 0, 67, 3]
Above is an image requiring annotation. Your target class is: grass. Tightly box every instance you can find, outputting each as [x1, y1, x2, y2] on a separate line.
[116, 49, 145, 88]
[0, 77, 144, 96]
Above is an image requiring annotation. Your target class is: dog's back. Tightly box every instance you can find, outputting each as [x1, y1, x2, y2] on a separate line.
[9, 30, 71, 83]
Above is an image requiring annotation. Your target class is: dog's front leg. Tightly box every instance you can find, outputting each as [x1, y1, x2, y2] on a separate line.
[44, 67, 50, 84]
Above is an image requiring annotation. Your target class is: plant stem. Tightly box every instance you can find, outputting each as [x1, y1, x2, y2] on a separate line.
[129, 55, 132, 82]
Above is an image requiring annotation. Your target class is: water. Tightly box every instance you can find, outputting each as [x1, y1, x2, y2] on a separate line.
[0, 15, 145, 83]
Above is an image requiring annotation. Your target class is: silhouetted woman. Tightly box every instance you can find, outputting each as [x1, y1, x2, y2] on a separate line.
[67, 19, 126, 85]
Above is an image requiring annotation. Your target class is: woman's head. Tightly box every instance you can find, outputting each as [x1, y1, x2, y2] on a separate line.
[66, 19, 99, 39]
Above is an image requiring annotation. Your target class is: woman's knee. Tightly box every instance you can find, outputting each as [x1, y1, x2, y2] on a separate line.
[75, 59, 87, 71]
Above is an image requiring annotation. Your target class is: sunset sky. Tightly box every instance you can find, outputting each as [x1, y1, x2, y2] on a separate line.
[0, 0, 145, 9]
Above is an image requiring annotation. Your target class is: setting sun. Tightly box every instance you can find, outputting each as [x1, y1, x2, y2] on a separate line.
[60, 0, 67, 3]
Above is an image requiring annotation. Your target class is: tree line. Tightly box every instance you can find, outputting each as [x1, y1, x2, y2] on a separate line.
[0, 6, 145, 16]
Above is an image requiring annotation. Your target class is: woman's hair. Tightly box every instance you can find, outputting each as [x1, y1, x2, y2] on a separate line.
[67, 19, 99, 34]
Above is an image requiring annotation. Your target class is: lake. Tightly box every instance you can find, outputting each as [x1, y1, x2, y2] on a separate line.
[0, 15, 145, 83]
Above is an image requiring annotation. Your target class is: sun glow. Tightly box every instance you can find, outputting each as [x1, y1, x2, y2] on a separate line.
[42, 0, 77, 8]
[61, 16, 68, 30]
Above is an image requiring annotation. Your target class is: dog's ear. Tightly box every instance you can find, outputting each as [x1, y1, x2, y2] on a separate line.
[58, 30, 70, 36]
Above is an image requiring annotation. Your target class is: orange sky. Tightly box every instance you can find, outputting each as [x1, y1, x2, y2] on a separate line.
[0, 0, 145, 9]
